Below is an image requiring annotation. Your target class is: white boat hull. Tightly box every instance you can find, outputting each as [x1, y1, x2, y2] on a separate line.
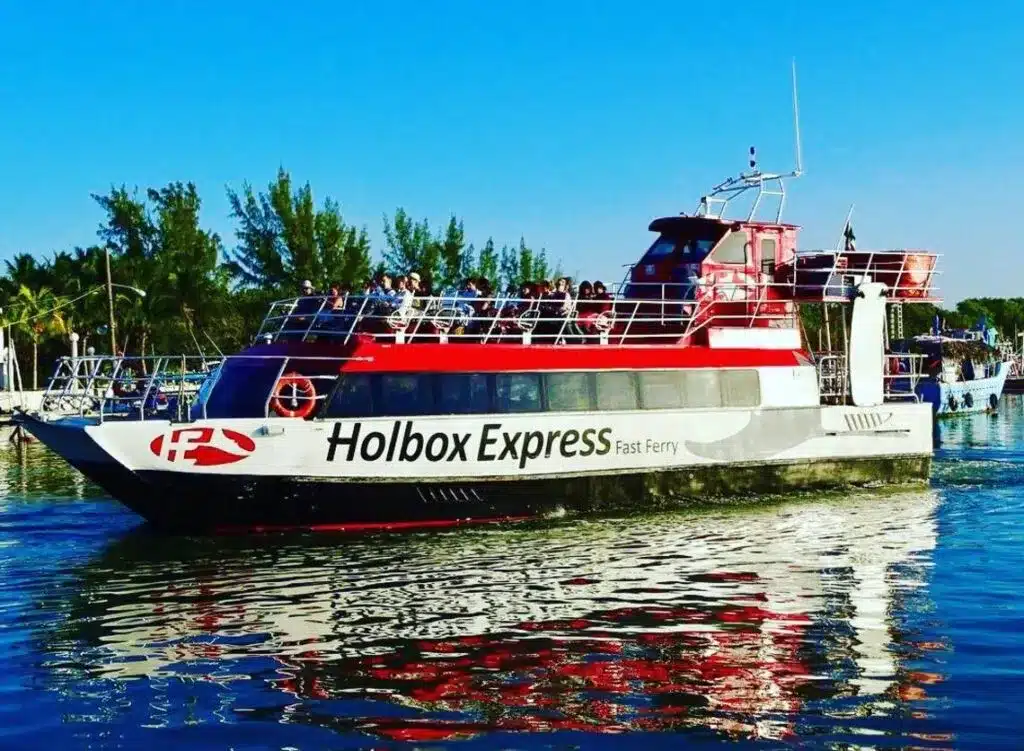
[18, 402, 933, 530]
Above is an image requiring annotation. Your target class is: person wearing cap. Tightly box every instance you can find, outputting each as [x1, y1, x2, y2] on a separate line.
[408, 272, 422, 295]
[285, 279, 321, 338]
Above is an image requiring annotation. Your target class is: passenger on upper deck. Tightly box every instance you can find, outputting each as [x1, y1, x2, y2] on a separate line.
[394, 275, 415, 315]
[327, 282, 345, 310]
[371, 272, 395, 299]
[576, 279, 615, 337]
[282, 280, 324, 336]
[454, 277, 481, 318]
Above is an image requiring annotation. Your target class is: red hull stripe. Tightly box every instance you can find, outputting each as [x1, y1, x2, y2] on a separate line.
[214, 514, 534, 535]
[341, 342, 806, 373]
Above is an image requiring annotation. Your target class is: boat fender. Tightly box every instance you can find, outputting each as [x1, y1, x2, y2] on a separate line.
[948, 394, 958, 411]
[270, 372, 317, 418]
[963, 392, 973, 409]
[989, 393, 999, 410]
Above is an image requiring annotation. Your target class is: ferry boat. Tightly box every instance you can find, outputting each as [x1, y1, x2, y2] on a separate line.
[892, 326, 1011, 415]
[15, 149, 942, 532]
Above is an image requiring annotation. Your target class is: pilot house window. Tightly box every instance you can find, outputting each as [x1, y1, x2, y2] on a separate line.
[761, 238, 777, 274]
[713, 231, 749, 264]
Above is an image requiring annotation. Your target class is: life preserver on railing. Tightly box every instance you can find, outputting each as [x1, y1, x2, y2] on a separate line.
[516, 309, 540, 332]
[963, 392, 974, 409]
[270, 372, 317, 418]
[592, 311, 615, 332]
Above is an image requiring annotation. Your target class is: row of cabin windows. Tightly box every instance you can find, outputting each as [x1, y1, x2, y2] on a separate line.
[323, 369, 761, 418]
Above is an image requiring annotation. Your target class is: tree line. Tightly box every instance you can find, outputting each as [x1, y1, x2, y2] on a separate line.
[1, 167, 1022, 389]
[0, 168, 560, 388]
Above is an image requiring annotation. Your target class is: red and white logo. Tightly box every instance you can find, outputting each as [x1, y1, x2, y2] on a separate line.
[149, 427, 256, 467]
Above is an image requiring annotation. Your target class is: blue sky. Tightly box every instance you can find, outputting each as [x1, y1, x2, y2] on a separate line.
[1, 1, 1022, 303]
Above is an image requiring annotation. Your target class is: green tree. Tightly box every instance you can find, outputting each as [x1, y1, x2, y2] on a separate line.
[10, 285, 66, 390]
[317, 198, 372, 290]
[437, 216, 466, 290]
[476, 238, 499, 288]
[498, 244, 518, 290]
[382, 208, 437, 283]
[225, 181, 287, 290]
[227, 169, 370, 295]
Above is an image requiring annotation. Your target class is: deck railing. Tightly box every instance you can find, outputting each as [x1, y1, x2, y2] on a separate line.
[814, 351, 926, 404]
[255, 258, 941, 349]
[38, 346, 927, 425]
[254, 280, 804, 347]
[39, 353, 369, 423]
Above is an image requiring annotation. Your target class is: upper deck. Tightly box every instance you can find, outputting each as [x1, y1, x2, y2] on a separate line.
[255, 245, 939, 350]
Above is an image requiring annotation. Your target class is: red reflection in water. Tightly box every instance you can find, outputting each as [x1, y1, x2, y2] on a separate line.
[270, 601, 814, 741]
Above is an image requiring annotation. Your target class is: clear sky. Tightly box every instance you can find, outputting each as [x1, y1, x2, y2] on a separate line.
[1, 1, 1022, 303]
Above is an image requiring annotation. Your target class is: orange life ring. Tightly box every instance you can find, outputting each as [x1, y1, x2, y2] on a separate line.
[270, 372, 317, 418]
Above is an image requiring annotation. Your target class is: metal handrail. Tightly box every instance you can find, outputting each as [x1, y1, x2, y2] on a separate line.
[255, 281, 813, 347]
[814, 351, 926, 404]
[40, 353, 371, 423]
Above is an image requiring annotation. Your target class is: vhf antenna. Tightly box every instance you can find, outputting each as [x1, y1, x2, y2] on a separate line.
[792, 58, 803, 176]
[696, 59, 805, 222]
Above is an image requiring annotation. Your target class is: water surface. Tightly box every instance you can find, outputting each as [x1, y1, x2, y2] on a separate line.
[1, 399, 1023, 748]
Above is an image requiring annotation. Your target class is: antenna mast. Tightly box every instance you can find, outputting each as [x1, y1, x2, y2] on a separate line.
[792, 58, 803, 176]
[695, 60, 805, 223]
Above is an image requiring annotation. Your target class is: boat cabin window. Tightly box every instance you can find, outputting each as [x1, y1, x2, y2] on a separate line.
[545, 372, 594, 412]
[679, 239, 715, 261]
[495, 373, 543, 413]
[720, 369, 761, 407]
[205, 358, 291, 418]
[326, 374, 375, 417]
[761, 238, 777, 274]
[643, 236, 677, 260]
[638, 371, 686, 409]
[681, 370, 721, 408]
[595, 372, 640, 410]
[711, 231, 749, 264]
[637, 369, 761, 410]
[321, 368, 761, 418]
[638, 229, 722, 265]
[378, 374, 434, 416]
[436, 374, 491, 414]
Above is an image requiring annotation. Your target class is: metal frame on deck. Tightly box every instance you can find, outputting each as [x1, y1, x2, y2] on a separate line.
[252, 259, 941, 350]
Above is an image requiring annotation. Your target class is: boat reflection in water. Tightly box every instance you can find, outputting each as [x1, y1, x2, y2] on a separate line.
[52, 492, 949, 744]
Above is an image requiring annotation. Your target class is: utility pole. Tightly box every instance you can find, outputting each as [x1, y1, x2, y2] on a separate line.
[105, 247, 117, 355]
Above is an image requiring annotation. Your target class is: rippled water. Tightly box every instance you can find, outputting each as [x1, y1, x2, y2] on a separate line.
[1, 401, 1023, 748]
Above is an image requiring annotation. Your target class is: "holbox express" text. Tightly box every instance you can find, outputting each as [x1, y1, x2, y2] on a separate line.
[326, 421, 612, 469]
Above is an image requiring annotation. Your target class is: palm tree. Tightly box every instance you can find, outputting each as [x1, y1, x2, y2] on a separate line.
[11, 285, 67, 390]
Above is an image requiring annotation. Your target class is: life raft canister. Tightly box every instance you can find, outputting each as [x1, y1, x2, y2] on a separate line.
[989, 393, 999, 410]
[963, 392, 974, 409]
[948, 394, 959, 412]
[270, 372, 317, 418]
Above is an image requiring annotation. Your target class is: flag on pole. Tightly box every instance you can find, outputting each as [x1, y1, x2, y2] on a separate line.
[843, 221, 856, 251]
